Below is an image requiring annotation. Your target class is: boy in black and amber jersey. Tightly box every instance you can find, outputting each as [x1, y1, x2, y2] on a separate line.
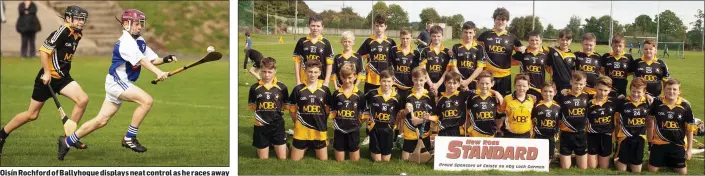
[557, 71, 590, 170]
[421, 25, 452, 94]
[287, 60, 332, 161]
[362, 70, 401, 162]
[574, 33, 602, 94]
[358, 14, 396, 94]
[450, 21, 487, 91]
[292, 14, 334, 86]
[248, 57, 289, 160]
[477, 7, 524, 96]
[546, 29, 577, 92]
[497, 73, 536, 138]
[434, 72, 468, 136]
[586, 76, 616, 169]
[532, 82, 561, 164]
[647, 78, 696, 175]
[390, 29, 420, 99]
[1, 6, 90, 156]
[466, 71, 503, 137]
[331, 31, 364, 90]
[511, 30, 548, 100]
[614, 77, 652, 173]
[601, 35, 634, 97]
[631, 39, 670, 96]
[328, 63, 365, 162]
[398, 67, 435, 161]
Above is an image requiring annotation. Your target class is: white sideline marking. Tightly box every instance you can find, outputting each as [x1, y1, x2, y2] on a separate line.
[3, 85, 227, 109]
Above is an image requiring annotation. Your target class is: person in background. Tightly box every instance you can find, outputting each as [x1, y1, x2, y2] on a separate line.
[16, 0, 41, 59]
[2, 1, 7, 24]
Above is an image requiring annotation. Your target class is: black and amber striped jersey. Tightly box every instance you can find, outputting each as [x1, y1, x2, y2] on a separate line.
[248, 78, 289, 126]
[532, 100, 561, 136]
[363, 88, 402, 126]
[328, 87, 365, 133]
[477, 29, 523, 78]
[450, 41, 488, 80]
[511, 47, 549, 88]
[357, 35, 396, 85]
[38, 23, 82, 79]
[586, 97, 615, 134]
[574, 51, 602, 91]
[601, 52, 634, 96]
[331, 53, 365, 87]
[389, 46, 420, 89]
[435, 90, 469, 130]
[630, 57, 670, 96]
[649, 96, 697, 146]
[420, 45, 452, 83]
[466, 92, 501, 136]
[558, 90, 591, 132]
[615, 96, 651, 138]
[287, 81, 331, 132]
[499, 93, 536, 134]
[546, 47, 577, 89]
[292, 34, 334, 82]
[402, 89, 435, 140]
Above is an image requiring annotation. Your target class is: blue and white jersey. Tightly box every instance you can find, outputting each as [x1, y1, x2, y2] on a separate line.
[109, 30, 158, 83]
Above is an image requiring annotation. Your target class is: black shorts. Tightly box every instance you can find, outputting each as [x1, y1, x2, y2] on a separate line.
[245, 49, 263, 69]
[252, 119, 286, 149]
[364, 83, 380, 95]
[535, 133, 556, 160]
[333, 130, 360, 152]
[438, 126, 461, 137]
[649, 143, 686, 168]
[32, 72, 74, 102]
[493, 76, 512, 96]
[292, 139, 327, 150]
[403, 137, 433, 153]
[369, 123, 394, 155]
[559, 131, 587, 156]
[616, 136, 645, 165]
[587, 133, 613, 157]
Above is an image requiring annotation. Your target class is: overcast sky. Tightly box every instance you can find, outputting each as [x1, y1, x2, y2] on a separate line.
[305, 1, 704, 30]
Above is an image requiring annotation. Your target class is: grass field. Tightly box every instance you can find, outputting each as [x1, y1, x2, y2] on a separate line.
[237, 33, 705, 175]
[0, 56, 229, 166]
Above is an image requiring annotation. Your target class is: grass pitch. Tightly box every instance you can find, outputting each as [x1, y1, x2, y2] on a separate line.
[1, 56, 229, 166]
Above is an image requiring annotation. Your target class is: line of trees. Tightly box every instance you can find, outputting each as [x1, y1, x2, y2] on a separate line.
[241, 1, 703, 50]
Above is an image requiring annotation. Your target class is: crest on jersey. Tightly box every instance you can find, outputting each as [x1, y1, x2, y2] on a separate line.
[656, 68, 660, 72]
[473, 104, 478, 107]
[646, 67, 652, 74]
[257, 94, 263, 98]
[301, 97, 307, 100]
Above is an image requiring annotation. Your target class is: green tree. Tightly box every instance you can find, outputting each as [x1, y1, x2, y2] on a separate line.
[633, 14, 656, 35]
[509, 16, 543, 40]
[387, 4, 409, 30]
[544, 23, 558, 39]
[656, 10, 688, 42]
[686, 9, 704, 50]
[366, 1, 389, 27]
[442, 14, 464, 39]
[419, 8, 441, 30]
[566, 15, 582, 41]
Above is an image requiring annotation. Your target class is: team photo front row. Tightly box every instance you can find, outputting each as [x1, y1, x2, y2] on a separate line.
[245, 8, 697, 174]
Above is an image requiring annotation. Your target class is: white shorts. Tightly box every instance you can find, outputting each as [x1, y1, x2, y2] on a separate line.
[105, 74, 135, 104]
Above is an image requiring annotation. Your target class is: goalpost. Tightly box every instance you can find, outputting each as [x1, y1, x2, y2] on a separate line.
[658, 42, 685, 59]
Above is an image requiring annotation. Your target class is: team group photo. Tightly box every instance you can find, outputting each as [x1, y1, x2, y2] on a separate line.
[237, 1, 705, 175]
[0, 1, 229, 166]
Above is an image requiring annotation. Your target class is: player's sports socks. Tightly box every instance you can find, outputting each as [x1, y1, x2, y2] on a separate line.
[0, 128, 6, 156]
[0, 128, 8, 140]
[65, 133, 79, 148]
[126, 125, 138, 138]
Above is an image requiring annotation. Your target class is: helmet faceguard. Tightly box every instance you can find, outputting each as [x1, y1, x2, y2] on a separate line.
[121, 9, 147, 38]
[64, 5, 88, 30]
